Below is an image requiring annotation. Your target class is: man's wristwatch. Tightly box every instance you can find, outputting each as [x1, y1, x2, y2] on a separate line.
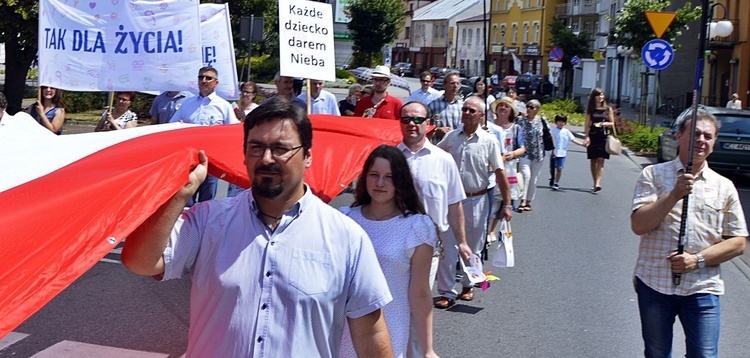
[696, 252, 706, 269]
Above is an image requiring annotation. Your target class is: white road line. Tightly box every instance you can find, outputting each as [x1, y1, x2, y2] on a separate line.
[99, 258, 122, 264]
[30, 341, 169, 358]
[0, 332, 29, 350]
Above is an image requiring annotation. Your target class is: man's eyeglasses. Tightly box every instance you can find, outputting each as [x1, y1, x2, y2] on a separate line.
[420, 79, 431, 83]
[372, 78, 390, 83]
[461, 107, 478, 114]
[198, 75, 215, 81]
[241, 91, 255, 95]
[400, 116, 428, 124]
[246, 144, 304, 158]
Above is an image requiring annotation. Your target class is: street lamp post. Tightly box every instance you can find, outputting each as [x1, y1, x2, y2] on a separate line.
[674, 0, 733, 286]
[499, 30, 506, 77]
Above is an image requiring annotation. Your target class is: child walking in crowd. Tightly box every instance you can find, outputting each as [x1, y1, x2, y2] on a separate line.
[550, 114, 582, 190]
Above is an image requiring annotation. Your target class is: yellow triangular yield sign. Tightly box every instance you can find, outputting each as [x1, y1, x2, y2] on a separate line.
[645, 11, 677, 39]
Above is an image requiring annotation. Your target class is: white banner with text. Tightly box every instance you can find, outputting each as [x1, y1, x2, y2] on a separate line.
[278, 0, 335, 82]
[38, 0, 202, 92]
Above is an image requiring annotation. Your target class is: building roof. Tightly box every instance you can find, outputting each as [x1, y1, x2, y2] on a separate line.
[456, 14, 489, 24]
[412, 0, 482, 21]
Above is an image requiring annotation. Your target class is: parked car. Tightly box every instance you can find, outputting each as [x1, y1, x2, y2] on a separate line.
[657, 105, 750, 173]
[429, 67, 453, 78]
[392, 62, 413, 77]
[498, 75, 518, 92]
[514, 74, 553, 99]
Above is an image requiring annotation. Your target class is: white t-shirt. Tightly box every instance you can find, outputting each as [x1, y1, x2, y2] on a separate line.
[551, 126, 575, 157]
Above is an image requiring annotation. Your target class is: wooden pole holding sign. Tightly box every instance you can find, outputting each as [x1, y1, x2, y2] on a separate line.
[306, 78, 312, 115]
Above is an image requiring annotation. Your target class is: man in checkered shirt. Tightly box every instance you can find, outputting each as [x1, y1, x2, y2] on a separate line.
[630, 109, 747, 357]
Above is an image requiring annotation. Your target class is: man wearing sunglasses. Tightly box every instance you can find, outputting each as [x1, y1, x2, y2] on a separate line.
[406, 71, 442, 105]
[353, 65, 402, 120]
[169, 67, 238, 203]
[437, 96, 512, 305]
[397, 101, 472, 313]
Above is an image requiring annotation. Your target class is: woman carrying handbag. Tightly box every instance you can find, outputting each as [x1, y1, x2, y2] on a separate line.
[583, 88, 615, 194]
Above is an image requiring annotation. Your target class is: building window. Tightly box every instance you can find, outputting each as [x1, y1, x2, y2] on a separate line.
[500, 24, 506, 43]
[468, 28, 473, 46]
[523, 22, 529, 43]
[441, 24, 446, 38]
[477, 27, 482, 45]
[492, 25, 498, 43]
[405, 27, 410, 41]
[512, 23, 518, 43]
[533, 22, 540, 43]
[462, 28, 467, 44]
[525, 0, 530, 7]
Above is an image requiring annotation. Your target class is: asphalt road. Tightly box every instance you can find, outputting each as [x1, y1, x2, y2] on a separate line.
[4, 78, 750, 357]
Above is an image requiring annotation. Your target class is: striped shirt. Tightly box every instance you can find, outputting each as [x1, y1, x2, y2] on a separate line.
[427, 95, 463, 130]
[632, 159, 748, 296]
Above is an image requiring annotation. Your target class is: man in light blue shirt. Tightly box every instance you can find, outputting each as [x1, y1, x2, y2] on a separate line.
[406, 71, 442, 105]
[122, 98, 393, 357]
[262, 72, 307, 110]
[297, 80, 341, 115]
[149, 91, 193, 125]
[169, 67, 238, 203]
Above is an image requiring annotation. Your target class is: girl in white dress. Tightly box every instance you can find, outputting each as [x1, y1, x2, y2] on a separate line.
[339, 145, 439, 358]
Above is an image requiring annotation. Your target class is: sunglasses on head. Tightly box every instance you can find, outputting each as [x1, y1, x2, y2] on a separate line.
[461, 107, 478, 114]
[400, 116, 428, 124]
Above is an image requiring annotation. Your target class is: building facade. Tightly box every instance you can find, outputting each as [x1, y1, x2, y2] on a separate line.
[410, 0, 487, 75]
[489, 0, 563, 78]
[455, 15, 489, 77]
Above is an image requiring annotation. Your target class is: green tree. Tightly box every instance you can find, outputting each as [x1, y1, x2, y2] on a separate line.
[548, 18, 592, 97]
[548, 18, 592, 72]
[0, 0, 40, 114]
[611, 0, 701, 53]
[346, 0, 404, 68]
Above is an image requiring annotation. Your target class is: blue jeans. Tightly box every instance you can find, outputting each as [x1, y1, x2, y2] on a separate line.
[635, 277, 720, 358]
[188, 175, 218, 206]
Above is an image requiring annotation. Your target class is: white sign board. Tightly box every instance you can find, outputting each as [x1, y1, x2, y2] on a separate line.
[334, 0, 352, 23]
[199, 3, 239, 100]
[278, 0, 335, 82]
[38, 0, 202, 92]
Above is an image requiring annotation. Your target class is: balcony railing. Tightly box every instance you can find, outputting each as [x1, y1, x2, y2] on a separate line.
[555, 0, 599, 17]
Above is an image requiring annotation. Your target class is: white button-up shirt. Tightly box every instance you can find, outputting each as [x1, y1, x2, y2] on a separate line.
[437, 127, 503, 194]
[398, 141, 466, 232]
[163, 187, 392, 357]
[168, 92, 237, 125]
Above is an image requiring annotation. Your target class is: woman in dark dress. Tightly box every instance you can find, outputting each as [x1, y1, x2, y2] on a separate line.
[583, 88, 615, 193]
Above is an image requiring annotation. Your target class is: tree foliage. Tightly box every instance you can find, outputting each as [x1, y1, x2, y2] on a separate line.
[0, 0, 42, 114]
[548, 18, 592, 71]
[611, 0, 701, 53]
[346, 0, 404, 68]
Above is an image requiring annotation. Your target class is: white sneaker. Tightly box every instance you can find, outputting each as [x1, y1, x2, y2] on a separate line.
[552, 183, 560, 190]
[487, 231, 497, 243]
